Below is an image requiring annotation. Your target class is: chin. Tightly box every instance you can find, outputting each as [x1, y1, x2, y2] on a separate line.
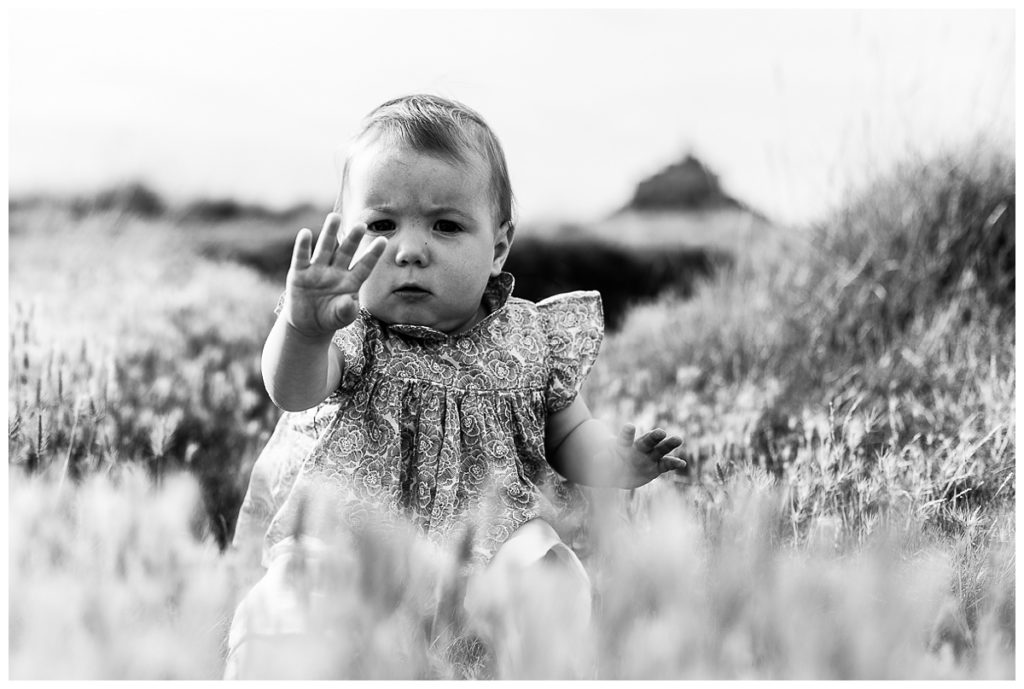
[374, 303, 440, 328]
[367, 295, 481, 334]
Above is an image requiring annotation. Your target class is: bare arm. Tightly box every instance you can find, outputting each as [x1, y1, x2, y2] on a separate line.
[545, 397, 686, 489]
[261, 319, 344, 412]
[262, 213, 386, 412]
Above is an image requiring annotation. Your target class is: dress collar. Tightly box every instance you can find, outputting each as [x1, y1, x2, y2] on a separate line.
[367, 271, 516, 342]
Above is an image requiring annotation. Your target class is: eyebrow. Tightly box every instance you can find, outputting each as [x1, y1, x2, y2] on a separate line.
[365, 205, 474, 221]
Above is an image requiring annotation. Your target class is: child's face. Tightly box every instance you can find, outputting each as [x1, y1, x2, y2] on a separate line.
[343, 138, 513, 335]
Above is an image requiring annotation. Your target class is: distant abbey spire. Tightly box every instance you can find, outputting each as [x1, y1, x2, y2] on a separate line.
[622, 153, 754, 215]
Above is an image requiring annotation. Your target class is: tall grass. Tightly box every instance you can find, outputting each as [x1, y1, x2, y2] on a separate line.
[8, 210, 281, 546]
[589, 143, 1014, 507]
[9, 470, 236, 679]
[592, 143, 1013, 391]
[9, 463, 1012, 679]
[581, 143, 1015, 677]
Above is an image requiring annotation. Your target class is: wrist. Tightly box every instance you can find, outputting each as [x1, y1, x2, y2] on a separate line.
[278, 308, 337, 345]
[611, 445, 658, 490]
[588, 441, 637, 489]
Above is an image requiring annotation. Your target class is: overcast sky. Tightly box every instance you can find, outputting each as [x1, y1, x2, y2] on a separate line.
[9, 6, 1015, 227]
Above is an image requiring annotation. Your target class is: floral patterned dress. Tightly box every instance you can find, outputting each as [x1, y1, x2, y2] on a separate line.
[233, 272, 604, 568]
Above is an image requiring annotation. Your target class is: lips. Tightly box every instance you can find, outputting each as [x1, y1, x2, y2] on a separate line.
[393, 283, 431, 296]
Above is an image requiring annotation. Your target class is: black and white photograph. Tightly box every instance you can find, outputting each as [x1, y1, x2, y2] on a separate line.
[7, 3, 1016, 680]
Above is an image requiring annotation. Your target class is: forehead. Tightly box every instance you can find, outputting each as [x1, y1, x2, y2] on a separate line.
[344, 137, 493, 208]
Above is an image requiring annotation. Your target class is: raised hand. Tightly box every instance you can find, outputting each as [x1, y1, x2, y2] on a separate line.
[614, 424, 686, 486]
[283, 213, 387, 340]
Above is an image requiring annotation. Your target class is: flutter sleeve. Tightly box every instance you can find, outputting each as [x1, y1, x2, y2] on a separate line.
[537, 291, 605, 413]
[273, 291, 368, 397]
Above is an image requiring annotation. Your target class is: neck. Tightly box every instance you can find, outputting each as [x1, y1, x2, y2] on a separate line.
[448, 302, 489, 336]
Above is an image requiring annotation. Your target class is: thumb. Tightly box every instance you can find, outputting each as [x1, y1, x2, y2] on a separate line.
[617, 423, 636, 448]
[330, 294, 360, 328]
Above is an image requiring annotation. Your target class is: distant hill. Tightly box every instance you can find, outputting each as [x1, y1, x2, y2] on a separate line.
[8, 182, 317, 225]
[619, 154, 760, 217]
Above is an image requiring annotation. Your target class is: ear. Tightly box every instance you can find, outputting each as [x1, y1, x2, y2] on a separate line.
[490, 221, 515, 276]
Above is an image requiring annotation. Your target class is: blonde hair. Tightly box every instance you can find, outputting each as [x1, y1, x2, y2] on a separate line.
[335, 94, 515, 229]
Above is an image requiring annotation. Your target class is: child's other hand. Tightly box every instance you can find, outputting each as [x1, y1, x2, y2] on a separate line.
[615, 424, 686, 486]
[283, 213, 387, 339]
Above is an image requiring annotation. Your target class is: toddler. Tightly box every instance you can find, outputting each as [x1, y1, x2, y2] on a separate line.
[226, 94, 685, 678]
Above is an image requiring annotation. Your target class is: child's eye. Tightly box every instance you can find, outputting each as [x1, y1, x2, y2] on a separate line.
[366, 220, 395, 234]
[434, 220, 462, 234]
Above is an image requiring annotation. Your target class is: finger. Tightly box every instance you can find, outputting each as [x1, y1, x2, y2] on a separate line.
[651, 435, 683, 457]
[290, 228, 313, 271]
[658, 455, 687, 473]
[635, 428, 667, 452]
[346, 236, 388, 284]
[310, 213, 342, 265]
[335, 223, 367, 269]
[617, 424, 636, 448]
[329, 294, 360, 327]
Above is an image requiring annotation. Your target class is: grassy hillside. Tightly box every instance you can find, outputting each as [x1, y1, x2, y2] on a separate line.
[7, 144, 1015, 678]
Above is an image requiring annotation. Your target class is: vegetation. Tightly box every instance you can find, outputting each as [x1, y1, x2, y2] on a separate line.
[8, 211, 281, 547]
[7, 144, 1015, 678]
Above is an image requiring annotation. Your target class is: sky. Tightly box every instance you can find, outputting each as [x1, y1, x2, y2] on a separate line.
[8, 5, 1016, 227]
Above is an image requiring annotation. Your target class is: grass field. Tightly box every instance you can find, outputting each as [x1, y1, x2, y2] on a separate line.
[7, 144, 1015, 679]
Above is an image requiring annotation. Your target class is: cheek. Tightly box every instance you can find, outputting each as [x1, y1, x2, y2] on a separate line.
[360, 264, 386, 294]
[350, 235, 377, 265]
[456, 257, 494, 294]
[357, 250, 391, 303]
[357, 279, 381, 311]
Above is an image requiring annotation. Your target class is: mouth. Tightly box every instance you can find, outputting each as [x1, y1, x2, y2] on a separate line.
[393, 283, 432, 297]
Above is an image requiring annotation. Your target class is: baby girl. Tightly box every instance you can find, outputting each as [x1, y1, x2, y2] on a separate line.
[226, 94, 685, 678]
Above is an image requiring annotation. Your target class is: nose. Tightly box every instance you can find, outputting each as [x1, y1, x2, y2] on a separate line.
[392, 225, 430, 267]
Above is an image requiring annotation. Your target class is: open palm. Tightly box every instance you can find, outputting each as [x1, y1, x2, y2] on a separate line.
[283, 213, 387, 339]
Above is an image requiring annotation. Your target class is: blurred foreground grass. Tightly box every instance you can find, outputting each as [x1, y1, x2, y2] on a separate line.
[7, 144, 1015, 678]
[9, 467, 1013, 679]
